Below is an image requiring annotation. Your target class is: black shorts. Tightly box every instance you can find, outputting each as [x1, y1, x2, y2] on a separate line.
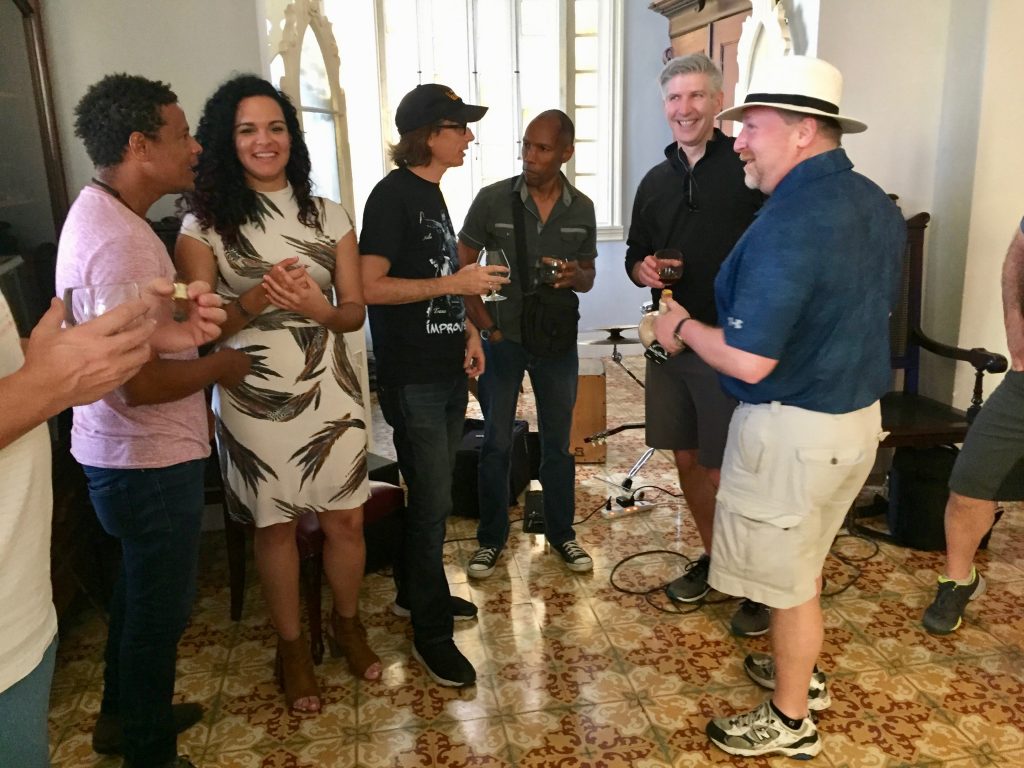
[950, 371, 1024, 500]
[644, 351, 736, 469]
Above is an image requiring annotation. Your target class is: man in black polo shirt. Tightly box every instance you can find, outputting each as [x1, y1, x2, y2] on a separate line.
[458, 110, 597, 579]
[625, 54, 763, 634]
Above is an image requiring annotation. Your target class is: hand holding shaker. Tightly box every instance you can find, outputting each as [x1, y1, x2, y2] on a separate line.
[638, 288, 672, 364]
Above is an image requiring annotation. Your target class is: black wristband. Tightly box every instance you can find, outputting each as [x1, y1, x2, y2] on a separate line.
[236, 298, 254, 319]
[672, 317, 690, 350]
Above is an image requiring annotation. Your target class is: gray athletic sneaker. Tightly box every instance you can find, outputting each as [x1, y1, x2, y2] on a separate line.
[744, 652, 832, 711]
[730, 599, 770, 637]
[923, 569, 986, 635]
[706, 700, 821, 759]
[665, 553, 711, 602]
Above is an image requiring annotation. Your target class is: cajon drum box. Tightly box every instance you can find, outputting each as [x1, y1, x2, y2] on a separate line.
[570, 358, 606, 463]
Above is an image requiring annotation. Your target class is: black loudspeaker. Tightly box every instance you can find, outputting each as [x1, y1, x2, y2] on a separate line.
[451, 418, 530, 517]
[883, 445, 1000, 551]
[887, 445, 958, 551]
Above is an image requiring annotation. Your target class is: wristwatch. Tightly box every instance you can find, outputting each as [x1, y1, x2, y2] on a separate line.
[480, 326, 498, 341]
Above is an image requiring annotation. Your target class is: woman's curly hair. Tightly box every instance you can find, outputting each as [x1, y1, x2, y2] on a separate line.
[74, 74, 177, 168]
[185, 75, 320, 244]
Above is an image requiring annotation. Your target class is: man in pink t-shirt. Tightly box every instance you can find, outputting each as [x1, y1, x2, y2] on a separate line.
[55, 74, 249, 768]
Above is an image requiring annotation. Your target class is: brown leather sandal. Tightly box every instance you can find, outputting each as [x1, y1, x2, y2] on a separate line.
[274, 635, 321, 713]
[327, 612, 382, 680]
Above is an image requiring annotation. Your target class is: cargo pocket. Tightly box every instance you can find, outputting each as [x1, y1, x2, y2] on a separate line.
[716, 420, 802, 528]
[795, 445, 866, 512]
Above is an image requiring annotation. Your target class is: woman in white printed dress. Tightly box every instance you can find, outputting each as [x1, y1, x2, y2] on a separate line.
[176, 75, 379, 714]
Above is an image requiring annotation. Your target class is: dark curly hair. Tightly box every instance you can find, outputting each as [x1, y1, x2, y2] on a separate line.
[74, 74, 177, 168]
[185, 75, 320, 245]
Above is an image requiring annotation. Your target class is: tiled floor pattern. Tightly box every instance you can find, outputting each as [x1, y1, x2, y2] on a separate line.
[49, 357, 1024, 766]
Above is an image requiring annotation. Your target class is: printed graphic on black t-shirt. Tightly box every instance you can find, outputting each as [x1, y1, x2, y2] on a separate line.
[420, 210, 465, 334]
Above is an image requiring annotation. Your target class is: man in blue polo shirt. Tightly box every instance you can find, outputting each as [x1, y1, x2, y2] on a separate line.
[457, 110, 597, 579]
[655, 56, 905, 759]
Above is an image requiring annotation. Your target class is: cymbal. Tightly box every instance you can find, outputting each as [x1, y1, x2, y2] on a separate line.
[588, 324, 638, 334]
[581, 335, 641, 346]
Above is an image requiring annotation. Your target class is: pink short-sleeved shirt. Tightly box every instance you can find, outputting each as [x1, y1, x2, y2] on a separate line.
[54, 187, 209, 469]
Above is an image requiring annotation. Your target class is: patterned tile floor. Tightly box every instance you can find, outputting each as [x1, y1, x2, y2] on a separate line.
[49, 357, 1024, 767]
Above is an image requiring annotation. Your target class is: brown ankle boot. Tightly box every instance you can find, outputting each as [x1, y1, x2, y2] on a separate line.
[274, 634, 320, 713]
[327, 612, 381, 680]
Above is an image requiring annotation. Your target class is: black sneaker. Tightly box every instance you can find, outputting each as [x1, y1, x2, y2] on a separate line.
[923, 569, 987, 635]
[412, 639, 477, 687]
[392, 595, 478, 621]
[665, 553, 711, 602]
[125, 757, 197, 768]
[743, 652, 832, 711]
[730, 599, 771, 637]
[93, 702, 204, 755]
[554, 540, 593, 572]
[467, 547, 500, 579]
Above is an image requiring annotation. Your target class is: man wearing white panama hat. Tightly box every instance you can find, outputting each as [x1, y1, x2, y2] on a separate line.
[654, 55, 905, 759]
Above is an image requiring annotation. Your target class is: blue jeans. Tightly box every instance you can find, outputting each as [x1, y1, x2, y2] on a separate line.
[82, 459, 205, 767]
[477, 340, 578, 549]
[378, 379, 467, 646]
[0, 636, 57, 768]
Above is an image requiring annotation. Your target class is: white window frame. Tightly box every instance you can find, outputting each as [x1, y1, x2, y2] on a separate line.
[258, 0, 623, 239]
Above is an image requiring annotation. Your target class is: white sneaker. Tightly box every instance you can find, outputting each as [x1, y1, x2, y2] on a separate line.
[706, 700, 821, 759]
[744, 652, 832, 711]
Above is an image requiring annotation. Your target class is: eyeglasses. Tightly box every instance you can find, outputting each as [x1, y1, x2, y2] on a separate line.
[436, 122, 468, 135]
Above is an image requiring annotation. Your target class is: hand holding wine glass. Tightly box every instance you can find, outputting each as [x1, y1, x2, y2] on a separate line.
[654, 248, 684, 287]
[478, 247, 511, 302]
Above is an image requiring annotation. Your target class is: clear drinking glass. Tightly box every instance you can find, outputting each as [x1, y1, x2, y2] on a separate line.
[478, 247, 510, 302]
[63, 281, 142, 326]
[654, 248, 683, 287]
[536, 256, 566, 286]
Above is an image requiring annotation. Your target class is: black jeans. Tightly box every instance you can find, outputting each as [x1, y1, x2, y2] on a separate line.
[378, 378, 467, 646]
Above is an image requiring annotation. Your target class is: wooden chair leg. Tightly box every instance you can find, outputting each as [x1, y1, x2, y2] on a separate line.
[222, 505, 247, 621]
[300, 552, 325, 665]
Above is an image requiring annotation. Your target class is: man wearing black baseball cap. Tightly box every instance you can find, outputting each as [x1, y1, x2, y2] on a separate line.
[394, 83, 489, 134]
[360, 84, 504, 688]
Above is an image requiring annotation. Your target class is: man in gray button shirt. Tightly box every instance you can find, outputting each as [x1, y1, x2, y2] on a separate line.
[457, 110, 597, 579]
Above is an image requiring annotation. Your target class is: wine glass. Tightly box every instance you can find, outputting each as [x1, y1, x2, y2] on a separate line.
[63, 281, 142, 326]
[478, 247, 510, 302]
[654, 248, 683, 287]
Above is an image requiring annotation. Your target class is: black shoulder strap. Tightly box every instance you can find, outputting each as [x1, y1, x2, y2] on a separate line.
[511, 181, 533, 293]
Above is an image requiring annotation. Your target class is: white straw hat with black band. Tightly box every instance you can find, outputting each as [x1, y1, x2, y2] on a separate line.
[717, 55, 867, 134]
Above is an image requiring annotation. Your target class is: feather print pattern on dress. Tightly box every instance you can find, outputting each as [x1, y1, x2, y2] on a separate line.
[226, 380, 322, 422]
[215, 417, 279, 494]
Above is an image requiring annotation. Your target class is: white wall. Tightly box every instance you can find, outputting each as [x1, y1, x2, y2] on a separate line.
[953, 0, 1024, 408]
[43, 0, 263, 219]
[815, 0, 987, 402]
